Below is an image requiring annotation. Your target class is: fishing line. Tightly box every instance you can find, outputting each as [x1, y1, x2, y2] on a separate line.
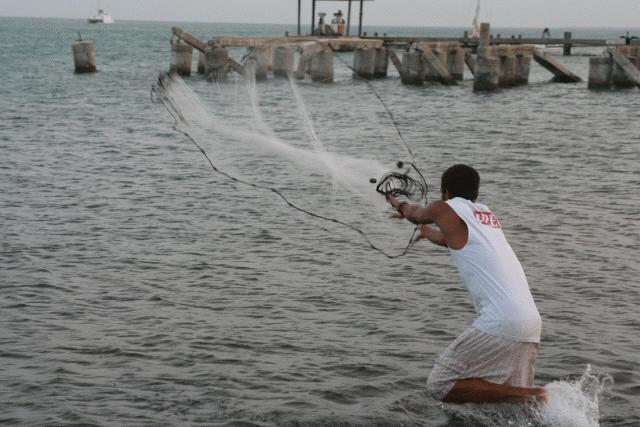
[151, 72, 423, 258]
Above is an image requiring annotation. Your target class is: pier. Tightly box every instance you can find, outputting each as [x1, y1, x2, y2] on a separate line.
[164, 23, 639, 92]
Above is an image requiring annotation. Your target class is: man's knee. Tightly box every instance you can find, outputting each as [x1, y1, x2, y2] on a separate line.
[426, 372, 455, 401]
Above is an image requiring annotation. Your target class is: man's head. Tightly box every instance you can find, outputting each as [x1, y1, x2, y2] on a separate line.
[440, 164, 480, 201]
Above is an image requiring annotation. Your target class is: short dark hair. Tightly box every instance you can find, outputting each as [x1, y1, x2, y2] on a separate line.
[441, 164, 480, 201]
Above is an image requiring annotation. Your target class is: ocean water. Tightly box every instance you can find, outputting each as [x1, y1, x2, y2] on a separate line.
[1, 17, 639, 426]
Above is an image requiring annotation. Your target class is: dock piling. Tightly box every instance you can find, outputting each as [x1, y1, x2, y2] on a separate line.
[310, 48, 334, 83]
[588, 56, 613, 89]
[72, 39, 97, 73]
[245, 47, 268, 81]
[273, 46, 295, 78]
[205, 45, 230, 82]
[170, 40, 193, 76]
[497, 47, 516, 87]
[353, 47, 376, 79]
[295, 53, 310, 80]
[473, 56, 500, 92]
[478, 23, 491, 57]
[400, 49, 424, 85]
[373, 47, 389, 78]
[563, 32, 572, 56]
[607, 47, 640, 88]
[514, 50, 532, 85]
[447, 45, 465, 80]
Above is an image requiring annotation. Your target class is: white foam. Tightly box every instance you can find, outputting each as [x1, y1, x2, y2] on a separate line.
[537, 365, 613, 427]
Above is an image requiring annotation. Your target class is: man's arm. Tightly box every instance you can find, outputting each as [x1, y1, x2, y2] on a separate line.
[415, 224, 447, 247]
[387, 195, 469, 250]
[386, 194, 448, 225]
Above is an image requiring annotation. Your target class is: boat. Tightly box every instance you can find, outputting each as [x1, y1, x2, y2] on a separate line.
[471, 0, 480, 38]
[88, 2, 114, 24]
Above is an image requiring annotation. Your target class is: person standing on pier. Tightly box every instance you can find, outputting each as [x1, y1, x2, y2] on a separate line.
[386, 164, 545, 403]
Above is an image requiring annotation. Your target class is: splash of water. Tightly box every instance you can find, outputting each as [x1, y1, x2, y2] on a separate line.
[537, 365, 613, 427]
[436, 366, 612, 427]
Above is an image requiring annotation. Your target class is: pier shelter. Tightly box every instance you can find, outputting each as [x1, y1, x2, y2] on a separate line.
[298, 0, 374, 37]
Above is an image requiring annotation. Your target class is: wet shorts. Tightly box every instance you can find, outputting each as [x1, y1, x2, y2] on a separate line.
[426, 327, 539, 400]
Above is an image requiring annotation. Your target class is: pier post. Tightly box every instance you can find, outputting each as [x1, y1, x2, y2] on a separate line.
[563, 32, 572, 56]
[497, 46, 516, 87]
[197, 50, 206, 74]
[310, 48, 334, 83]
[246, 47, 268, 81]
[72, 40, 97, 73]
[612, 47, 636, 87]
[587, 56, 613, 89]
[400, 49, 425, 85]
[205, 45, 230, 82]
[273, 46, 295, 78]
[353, 47, 376, 79]
[373, 47, 389, 78]
[606, 47, 640, 88]
[447, 45, 465, 80]
[295, 53, 310, 80]
[170, 40, 193, 76]
[514, 49, 532, 85]
[478, 23, 491, 57]
[473, 56, 500, 92]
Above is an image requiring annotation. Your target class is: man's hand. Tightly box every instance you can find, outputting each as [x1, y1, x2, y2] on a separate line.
[386, 194, 402, 210]
[385, 194, 404, 219]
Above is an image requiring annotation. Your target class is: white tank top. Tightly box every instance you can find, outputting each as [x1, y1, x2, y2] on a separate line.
[445, 197, 541, 343]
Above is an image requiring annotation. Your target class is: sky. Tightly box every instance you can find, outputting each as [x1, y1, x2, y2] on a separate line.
[1, 0, 640, 28]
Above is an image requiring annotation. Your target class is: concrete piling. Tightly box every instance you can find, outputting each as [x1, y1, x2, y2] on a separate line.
[612, 61, 636, 87]
[611, 47, 637, 87]
[478, 23, 491, 57]
[401, 49, 425, 85]
[515, 53, 532, 85]
[563, 32, 572, 56]
[447, 45, 465, 80]
[497, 47, 516, 87]
[170, 40, 193, 76]
[588, 56, 613, 89]
[295, 53, 310, 80]
[353, 47, 376, 79]
[606, 47, 640, 89]
[72, 40, 97, 73]
[373, 47, 389, 78]
[310, 48, 334, 83]
[273, 46, 295, 78]
[246, 47, 268, 81]
[473, 56, 500, 92]
[205, 45, 230, 82]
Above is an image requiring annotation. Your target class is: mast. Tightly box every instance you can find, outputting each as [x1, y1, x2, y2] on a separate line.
[471, 0, 480, 38]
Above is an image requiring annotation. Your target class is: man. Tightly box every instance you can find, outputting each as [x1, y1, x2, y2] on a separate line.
[386, 164, 545, 403]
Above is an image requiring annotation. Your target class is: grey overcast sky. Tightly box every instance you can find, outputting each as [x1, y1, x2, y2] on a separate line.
[1, 0, 639, 28]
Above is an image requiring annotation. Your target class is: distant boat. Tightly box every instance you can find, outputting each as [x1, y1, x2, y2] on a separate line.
[471, 0, 480, 38]
[88, 2, 114, 24]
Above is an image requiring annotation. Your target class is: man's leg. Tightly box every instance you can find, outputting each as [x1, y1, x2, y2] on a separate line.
[443, 378, 545, 404]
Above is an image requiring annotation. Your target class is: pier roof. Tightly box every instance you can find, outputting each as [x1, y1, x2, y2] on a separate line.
[297, 0, 374, 37]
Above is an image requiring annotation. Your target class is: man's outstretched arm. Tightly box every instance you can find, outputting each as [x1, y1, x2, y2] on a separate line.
[386, 194, 448, 225]
[416, 224, 447, 247]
